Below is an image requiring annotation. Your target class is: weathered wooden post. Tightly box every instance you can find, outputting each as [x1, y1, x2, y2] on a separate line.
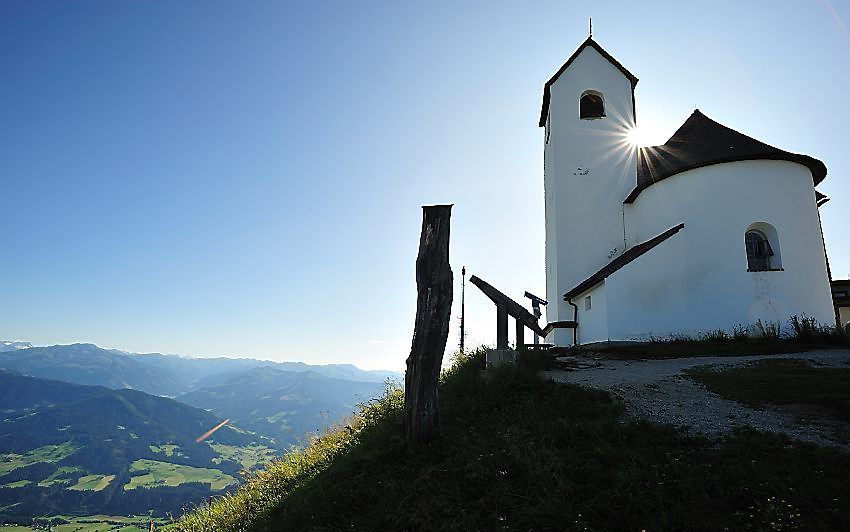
[404, 205, 453, 444]
[496, 304, 508, 350]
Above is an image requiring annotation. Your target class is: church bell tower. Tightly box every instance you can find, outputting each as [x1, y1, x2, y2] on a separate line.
[540, 38, 639, 345]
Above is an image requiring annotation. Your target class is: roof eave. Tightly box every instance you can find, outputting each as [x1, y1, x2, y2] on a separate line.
[625, 156, 828, 204]
[563, 223, 685, 301]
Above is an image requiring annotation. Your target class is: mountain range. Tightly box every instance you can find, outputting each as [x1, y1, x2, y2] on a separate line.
[0, 343, 399, 397]
[0, 341, 32, 352]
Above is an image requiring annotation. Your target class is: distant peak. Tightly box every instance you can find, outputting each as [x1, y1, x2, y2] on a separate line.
[0, 340, 34, 352]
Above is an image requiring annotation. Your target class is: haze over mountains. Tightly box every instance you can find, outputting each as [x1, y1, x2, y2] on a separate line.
[0, 343, 399, 397]
[180, 365, 388, 443]
[0, 341, 400, 522]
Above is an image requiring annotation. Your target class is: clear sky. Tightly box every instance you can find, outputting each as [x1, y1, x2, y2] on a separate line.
[1, 1, 848, 370]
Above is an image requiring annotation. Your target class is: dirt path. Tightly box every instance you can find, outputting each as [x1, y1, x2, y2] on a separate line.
[542, 349, 850, 448]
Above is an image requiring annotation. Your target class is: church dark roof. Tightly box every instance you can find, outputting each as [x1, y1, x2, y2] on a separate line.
[624, 110, 828, 203]
[539, 37, 638, 127]
[564, 223, 685, 301]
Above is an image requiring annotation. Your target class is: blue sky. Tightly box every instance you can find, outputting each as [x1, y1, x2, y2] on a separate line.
[1, 1, 848, 370]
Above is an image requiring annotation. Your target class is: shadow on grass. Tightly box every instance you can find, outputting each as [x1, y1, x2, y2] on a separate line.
[686, 358, 850, 422]
[176, 349, 850, 532]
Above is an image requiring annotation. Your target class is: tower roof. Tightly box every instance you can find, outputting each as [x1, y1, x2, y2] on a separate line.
[538, 37, 638, 127]
[624, 110, 828, 203]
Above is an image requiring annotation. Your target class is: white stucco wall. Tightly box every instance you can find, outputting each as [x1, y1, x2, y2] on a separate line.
[604, 228, 693, 339]
[839, 306, 850, 328]
[543, 282, 608, 346]
[546, 322, 574, 347]
[608, 160, 835, 339]
[543, 45, 637, 330]
[575, 283, 608, 344]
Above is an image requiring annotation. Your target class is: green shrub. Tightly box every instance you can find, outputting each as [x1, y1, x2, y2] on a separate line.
[732, 323, 750, 341]
[788, 314, 849, 346]
[752, 319, 782, 340]
[790, 314, 819, 342]
[699, 329, 730, 342]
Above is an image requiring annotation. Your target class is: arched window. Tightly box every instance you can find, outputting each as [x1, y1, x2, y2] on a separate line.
[580, 91, 605, 119]
[745, 222, 782, 271]
[745, 230, 773, 271]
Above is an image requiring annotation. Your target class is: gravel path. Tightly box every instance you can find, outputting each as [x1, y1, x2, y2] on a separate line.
[542, 349, 850, 448]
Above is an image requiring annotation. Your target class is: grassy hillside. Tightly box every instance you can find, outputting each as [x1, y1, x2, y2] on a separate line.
[0, 368, 106, 417]
[175, 349, 850, 532]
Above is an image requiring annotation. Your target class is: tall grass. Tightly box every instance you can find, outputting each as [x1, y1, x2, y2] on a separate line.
[601, 315, 848, 360]
[789, 314, 848, 344]
[172, 383, 404, 532]
[173, 346, 489, 531]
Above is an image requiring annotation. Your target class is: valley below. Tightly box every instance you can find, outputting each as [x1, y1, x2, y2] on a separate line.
[0, 342, 397, 527]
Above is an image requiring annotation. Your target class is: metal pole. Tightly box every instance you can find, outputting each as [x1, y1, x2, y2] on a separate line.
[460, 266, 465, 354]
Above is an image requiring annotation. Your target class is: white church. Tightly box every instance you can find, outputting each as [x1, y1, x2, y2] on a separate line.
[541, 37, 837, 346]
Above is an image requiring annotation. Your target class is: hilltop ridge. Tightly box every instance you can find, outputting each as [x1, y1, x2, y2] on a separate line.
[175, 349, 850, 532]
